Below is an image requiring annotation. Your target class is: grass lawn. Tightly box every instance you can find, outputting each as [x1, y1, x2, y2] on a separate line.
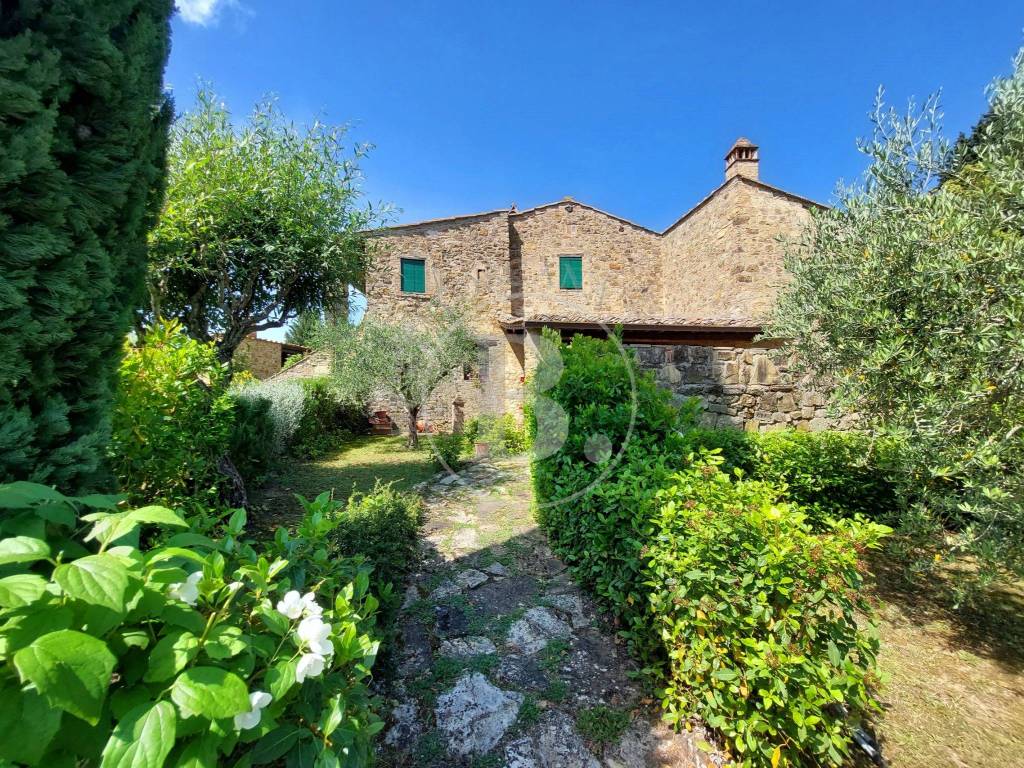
[251, 435, 438, 530]
[868, 554, 1024, 767]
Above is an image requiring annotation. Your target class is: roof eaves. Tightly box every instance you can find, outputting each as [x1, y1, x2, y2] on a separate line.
[511, 198, 659, 236]
[369, 208, 510, 233]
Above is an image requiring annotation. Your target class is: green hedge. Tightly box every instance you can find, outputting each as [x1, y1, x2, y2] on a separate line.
[531, 331, 890, 767]
[681, 427, 905, 526]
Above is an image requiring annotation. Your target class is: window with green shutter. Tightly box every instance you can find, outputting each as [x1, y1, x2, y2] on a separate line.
[400, 258, 426, 293]
[559, 255, 583, 290]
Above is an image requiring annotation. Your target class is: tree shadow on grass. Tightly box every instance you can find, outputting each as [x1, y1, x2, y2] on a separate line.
[866, 549, 1024, 673]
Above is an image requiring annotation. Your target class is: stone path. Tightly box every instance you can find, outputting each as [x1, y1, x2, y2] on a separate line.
[378, 454, 722, 768]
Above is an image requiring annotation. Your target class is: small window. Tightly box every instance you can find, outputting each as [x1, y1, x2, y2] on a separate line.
[559, 255, 583, 290]
[400, 258, 426, 293]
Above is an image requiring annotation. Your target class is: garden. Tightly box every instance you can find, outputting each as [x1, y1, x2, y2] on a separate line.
[1, 4, 1022, 767]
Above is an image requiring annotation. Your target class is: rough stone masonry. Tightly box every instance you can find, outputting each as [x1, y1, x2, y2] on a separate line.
[353, 137, 841, 433]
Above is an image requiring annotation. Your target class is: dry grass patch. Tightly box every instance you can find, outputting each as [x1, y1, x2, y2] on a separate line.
[868, 555, 1024, 767]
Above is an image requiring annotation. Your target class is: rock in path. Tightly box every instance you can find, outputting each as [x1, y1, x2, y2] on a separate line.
[438, 635, 497, 659]
[502, 711, 601, 768]
[454, 568, 489, 589]
[434, 672, 524, 757]
[507, 606, 573, 655]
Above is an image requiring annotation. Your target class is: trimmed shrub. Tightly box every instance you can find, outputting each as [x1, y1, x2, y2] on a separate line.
[753, 430, 904, 524]
[532, 332, 890, 767]
[681, 427, 905, 526]
[429, 432, 467, 470]
[0, 0, 173, 494]
[680, 426, 758, 475]
[650, 460, 890, 766]
[0, 482, 384, 767]
[110, 321, 235, 507]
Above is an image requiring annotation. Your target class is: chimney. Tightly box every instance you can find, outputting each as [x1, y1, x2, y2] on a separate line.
[725, 137, 759, 181]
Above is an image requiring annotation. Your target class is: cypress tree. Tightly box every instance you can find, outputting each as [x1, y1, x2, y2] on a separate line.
[0, 0, 174, 492]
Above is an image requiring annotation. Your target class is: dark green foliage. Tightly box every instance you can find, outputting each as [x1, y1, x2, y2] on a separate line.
[328, 483, 423, 619]
[292, 377, 367, 458]
[286, 311, 326, 347]
[464, 413, 528, 455]
[110, 321, 234, 508]
[0, 0, 173, 492]
[680, 427, 758, 475]
[429, 432, 466, 470]
[532, 331, 698, 622]
[682, 427, 905, 526]
[531, 332, 891, 767]
[753, 430, 904, 525]
[227, 394, 275, 487]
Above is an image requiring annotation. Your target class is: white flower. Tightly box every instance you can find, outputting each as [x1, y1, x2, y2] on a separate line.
[296, 615, 333, 656]
[295, 652, 327, 683]
[168, 571, 203, 606]
[276, 590, 304, 619]
[234, 690, 271, 730]
[301, 592, 322, 616]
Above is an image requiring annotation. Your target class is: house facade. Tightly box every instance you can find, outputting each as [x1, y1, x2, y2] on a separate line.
[363, 139, 846, 433]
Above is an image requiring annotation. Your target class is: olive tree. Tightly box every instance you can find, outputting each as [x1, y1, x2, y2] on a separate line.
[147, 88, 375, 362]
[320, 306, 478, 448]
[767, 51, 1024, 583]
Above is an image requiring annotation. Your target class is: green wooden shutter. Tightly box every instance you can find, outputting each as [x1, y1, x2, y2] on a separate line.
[559, 256, 583, 289]
[400, 258, 426, 293]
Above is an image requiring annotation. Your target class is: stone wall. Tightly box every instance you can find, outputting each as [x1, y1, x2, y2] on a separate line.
[630, 343, 848, 432]
[269, 350, 332, 381]
[236, 336, 287, 379]
[510, 201, 663, 318]
[661, 178, 813, 321]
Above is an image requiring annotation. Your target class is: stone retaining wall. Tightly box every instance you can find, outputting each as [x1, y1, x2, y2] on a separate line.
[630, 343, 849, 432]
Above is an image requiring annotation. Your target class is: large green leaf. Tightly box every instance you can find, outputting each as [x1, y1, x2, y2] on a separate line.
[144, 630, 199, 683]
[125, 506, 188, 529]
[0, 687, 62, 764]
[54, 554, 131, 612]
[0, 481, 67, 509]
[251, 725, 302, 764]
[0, 535, 50, 565]
[171, 667, 249, 719]
[13, 630, 116, 724]
[0, 574, 49, 608]
[100, 701, 176, 768]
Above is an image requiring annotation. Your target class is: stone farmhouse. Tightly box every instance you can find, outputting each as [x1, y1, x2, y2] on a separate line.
[363, 139, 843, 433]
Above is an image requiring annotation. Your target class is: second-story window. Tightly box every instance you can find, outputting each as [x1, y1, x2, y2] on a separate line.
[400, 257, 426, 293]
[559, 255, 583, 290]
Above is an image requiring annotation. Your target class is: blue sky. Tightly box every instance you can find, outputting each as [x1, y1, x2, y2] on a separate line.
[169, 1, 1023, 339]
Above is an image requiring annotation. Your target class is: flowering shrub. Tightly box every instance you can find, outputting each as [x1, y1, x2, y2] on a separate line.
[532, 333, 890, 767]
[0, 482, 384, 766]
[650, 459, 890, 766]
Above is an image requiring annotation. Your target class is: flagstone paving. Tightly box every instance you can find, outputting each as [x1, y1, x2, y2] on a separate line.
[378, 454, 723, 768]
